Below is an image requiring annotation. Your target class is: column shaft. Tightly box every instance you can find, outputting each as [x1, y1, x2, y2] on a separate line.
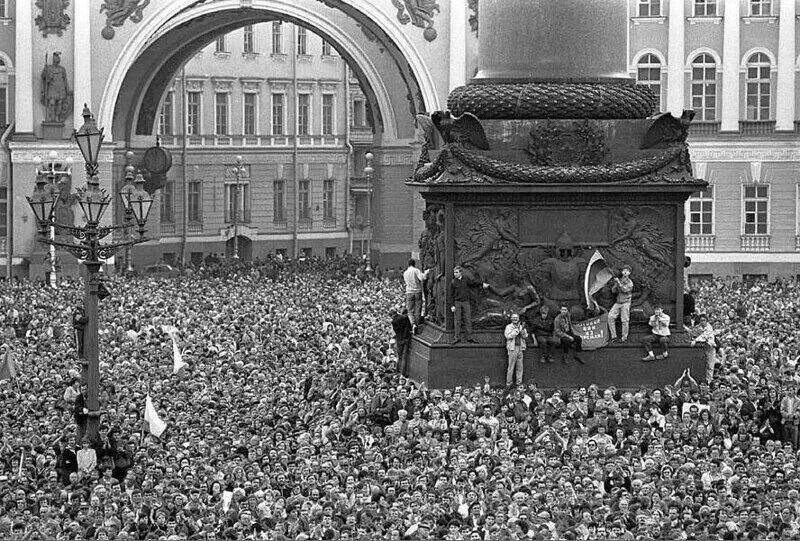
[73, 0, 93, 130]
[721, 0, 741, 132]
[666, 0, 685, 116]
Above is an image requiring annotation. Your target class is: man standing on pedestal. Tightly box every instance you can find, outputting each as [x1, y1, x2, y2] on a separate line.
[403, 259, 430, 335]
[504, 314, 527, 387]
[608, 266, 633, 343]
[449, 266, 483, 344]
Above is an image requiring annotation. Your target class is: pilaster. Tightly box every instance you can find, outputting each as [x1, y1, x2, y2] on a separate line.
[14, 0, 34, 135]
[73, 0, 93, 130]
[666, 0, 685, 115]
[775, 0, 796, 131]
[721, 0, 741, 132]
[448, 0, 467, 91]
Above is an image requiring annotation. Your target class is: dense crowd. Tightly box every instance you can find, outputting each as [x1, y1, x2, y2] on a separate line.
[1, 259, 800, 540]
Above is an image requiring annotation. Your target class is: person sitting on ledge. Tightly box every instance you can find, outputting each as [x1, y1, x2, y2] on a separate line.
[553, 305, 583, 365]
[642, 304, 671, 362]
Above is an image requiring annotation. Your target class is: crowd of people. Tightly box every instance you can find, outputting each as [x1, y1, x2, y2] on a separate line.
[1, 258, 800, 540]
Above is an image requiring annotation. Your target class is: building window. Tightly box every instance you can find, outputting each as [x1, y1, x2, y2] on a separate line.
[243, 93, 257, 136]
[636, 54, 662, 112]
[225, 183, 250, 223]
[215, 35, 226, 53]
[691, 54, 716, 121]
[0, 1, 6, 18]
[297, 27, 308, 55]
[158, 91, 174, 136]
[322, 94, 334, 135]
[750, 0, 771, 16]
[0, 85, 6, 129]
[243, 25, 255, 54]
[215, 93, 229, 135]
[693, 0, 716, 16]
[688, 186, 713, 235]
[272, 93, 285, 135]
[299, 180, 311, 220]
[637, 0, 661, 17]
[186, 92, 201, 135]
[746, 53, 771, 121]
[160, 180, 174, 223]
[297, 94, 310, 136]
[323, 179, 335, 220]
[188, 181, 202, 223]
[326, 247, 336, 259]
[322, 40, 333, 56]
[743, 185, 769, 235]
[352, 99, 367, 127]
[273, 180, 286, 222]
[272, 22, 283, 54]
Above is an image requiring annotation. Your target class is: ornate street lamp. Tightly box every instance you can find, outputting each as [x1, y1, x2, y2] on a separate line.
[27, 105, 154, 443]
[229, 155, 247, 259]
[363, 151, 374, 273]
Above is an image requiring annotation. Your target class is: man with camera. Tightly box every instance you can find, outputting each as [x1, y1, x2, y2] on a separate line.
[608, 265, 633, 343]
[504, 313, 528, 387]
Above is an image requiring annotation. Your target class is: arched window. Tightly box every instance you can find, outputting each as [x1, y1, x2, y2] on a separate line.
[691, 54, 716, 121]
[636, 54, 662, 112]
[745, 53, 771, 121]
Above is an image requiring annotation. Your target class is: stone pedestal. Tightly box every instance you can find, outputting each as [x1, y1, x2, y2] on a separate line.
[41, 121, 66, 140]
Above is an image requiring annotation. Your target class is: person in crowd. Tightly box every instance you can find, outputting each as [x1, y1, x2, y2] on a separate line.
[554, 304, 583, 364]
[529, 304, 556, 363]
[391, 305, 412, 377]
[503, 313, 528, 387]
[402, 259, 429, 335]
[1, 259, 800, 540]
[690, 313, 717, 380]
[608, 265, 633, 343]
[642, 304, 671, 362]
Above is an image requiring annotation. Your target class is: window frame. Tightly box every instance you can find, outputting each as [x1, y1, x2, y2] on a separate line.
[272, 22, 284, 55]
[186, 91, 202, 136]
[243, 25, 255, 54]
[321, 93, 335, 136]
[215, 35, 227, 53]
[225, 182, 251, 223]
[243, 92, 258, 136]
[0, 186, 8, 242]
[297, 93, 311, 136]
[187, 180, 203, 224]
[273, 180, 286, 223]
[637, 0, 661, 17]
[687, 185, 715, 236]
[297, 27, 308, 56]
[636, 53, 662, 112]
[742, 184, 770, 236]
[158, 91, 175, 136]
[298, 179, 311, 221]
[271, 93, 285, 136]
[323, 178, 335, 220]
[693, 0, 716, 16]
[749, 0, 772, 16]
[321, 40, 333, 57]
[214, 92, 230, 136]
[690, 54, 717, 121]
[160, 179, 174, 224]
[745, 53, 772, 121]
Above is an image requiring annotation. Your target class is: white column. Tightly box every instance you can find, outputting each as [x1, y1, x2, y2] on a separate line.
[775, 0, 796, 131]
[666, 0, 685, 116]
[721, 0, 741, 132]
[448, 0, 467, 91]
[73, 0, 93, 129]
[14, 0, 34, 134]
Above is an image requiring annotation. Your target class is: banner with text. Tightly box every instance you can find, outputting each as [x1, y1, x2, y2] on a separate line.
[573, 313, 609, 350]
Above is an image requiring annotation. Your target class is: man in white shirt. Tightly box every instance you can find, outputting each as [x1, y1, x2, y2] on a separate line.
[642, 304, 671, 362]
[402, 259, 430, 334]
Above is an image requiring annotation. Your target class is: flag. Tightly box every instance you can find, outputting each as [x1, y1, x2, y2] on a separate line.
[584, 250, 614, 311]
[0, 350, 17, 380]
[168, 332, 187, 376]
[143, 394, 167, 437]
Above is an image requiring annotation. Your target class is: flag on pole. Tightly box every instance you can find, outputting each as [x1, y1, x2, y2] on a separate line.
[584, 250, 614, 311]
[143, 395, 167, 437]
[0, 349, 17, 380]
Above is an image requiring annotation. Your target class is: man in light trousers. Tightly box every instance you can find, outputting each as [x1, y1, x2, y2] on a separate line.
[504, 313, 527, 387]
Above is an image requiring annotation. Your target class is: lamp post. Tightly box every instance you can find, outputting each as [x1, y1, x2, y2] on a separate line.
[364, 151, 374, 273]
[229, 155, 247, 259]
[32, 151, 73, 288]
[27, 105, 154, 443]
[119, 151, 137, 274]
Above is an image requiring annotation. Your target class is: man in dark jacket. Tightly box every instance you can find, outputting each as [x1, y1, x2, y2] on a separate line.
[391, 306, 412, 377]
[530, 305, 557, 363]
[449, 266, 483, 343]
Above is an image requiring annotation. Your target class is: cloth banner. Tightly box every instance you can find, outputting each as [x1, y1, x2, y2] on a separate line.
[584, 250, 614, 310]
[572, 313, 609, 350]
[0, 350, 17, 380]
[162, 326, 187, 375]
[144, 395, 167, 437]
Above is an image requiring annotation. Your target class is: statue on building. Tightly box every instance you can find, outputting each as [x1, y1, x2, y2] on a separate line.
[391, 0, 441, 41]
[40, 52, 71, 123]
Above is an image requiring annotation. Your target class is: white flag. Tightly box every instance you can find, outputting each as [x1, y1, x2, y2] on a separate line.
[170, 334, 187, 376]
[144, 394, 167, 437]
